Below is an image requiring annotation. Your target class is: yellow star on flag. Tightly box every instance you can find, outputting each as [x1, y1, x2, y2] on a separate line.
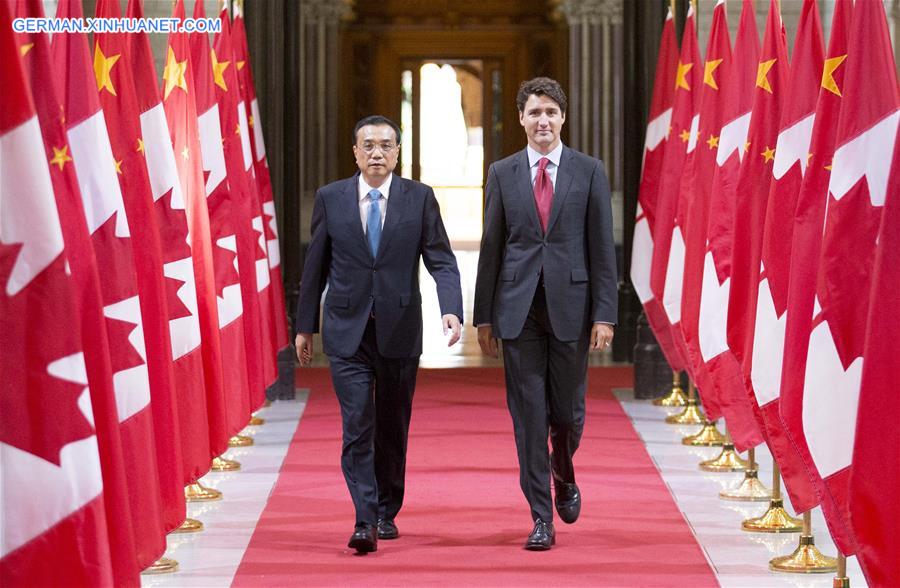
[756, 59, 777, 93]
[93, 44, 121, 96]
[821, 54, 847, 97]
[211, 49, 230, 92]
[249, 115, 254, 128]
[235, 124, 241, 135]
[237, 60, 246, 71]
[674, 60, 693, 91]
[115, 159, 123, 175]
[20, 42, 34, 57]
[706, 134, 719, 150]
[163, 47, 188, 100]
[679, 129, 690, 143]
[181, 146, 190, 160]
[703, 58, 723, 90]
[807, 152, 814, 166]
[761, 146, 775, 163]
[136, 138, 145, 154]
[50, 145, 73, 171]
[744, 141, 751, 153]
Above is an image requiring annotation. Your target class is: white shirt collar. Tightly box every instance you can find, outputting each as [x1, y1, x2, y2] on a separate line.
[359, 173, 393, 202]
[527, 142, 563, 169]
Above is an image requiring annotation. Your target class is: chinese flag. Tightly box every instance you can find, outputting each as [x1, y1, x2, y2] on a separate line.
[126, 0, 212, 484]
[0, 2, 115, 584]
[94, 0, 186, 533]
[214, 3, 269, 410]
[652, 3, 701, 384]
[163, 0, 230, 458]
[795, 0, 898, 556]
[675, 0, 731, 417]
[630, 4, 686, 373]
[778, 0, 852, 529]
[748, 0, 825, 513]
[695, 0, 763, 451]
[191, 0, 253, 434]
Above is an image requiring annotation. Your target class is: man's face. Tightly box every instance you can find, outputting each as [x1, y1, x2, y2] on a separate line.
[353, 124, 399, 186]
[519, 94, 565, 154]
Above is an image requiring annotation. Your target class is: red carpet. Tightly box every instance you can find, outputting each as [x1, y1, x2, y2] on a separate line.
[233, 367, 717, 587]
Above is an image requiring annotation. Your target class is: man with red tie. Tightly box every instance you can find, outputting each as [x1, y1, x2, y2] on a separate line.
[474, 78, 617, 550]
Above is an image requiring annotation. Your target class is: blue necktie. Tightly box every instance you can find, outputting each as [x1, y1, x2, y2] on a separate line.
[366, 189, 382, 257]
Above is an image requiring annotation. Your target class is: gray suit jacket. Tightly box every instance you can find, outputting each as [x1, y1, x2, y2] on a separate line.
[474, 146, 617, 341]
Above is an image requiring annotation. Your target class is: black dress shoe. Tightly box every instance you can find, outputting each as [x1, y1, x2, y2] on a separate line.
[524, 519, 555, 551]
[554, 481, 581, 524]
[348, 523, 377, 553]
[377, 518, 399, 540]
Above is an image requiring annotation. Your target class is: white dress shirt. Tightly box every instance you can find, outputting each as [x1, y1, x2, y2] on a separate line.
[526, 142, 563, 190]
[358, 173, 393, 233]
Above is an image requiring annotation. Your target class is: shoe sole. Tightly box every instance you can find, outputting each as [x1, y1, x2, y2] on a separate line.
[378, 533, 399, 540]
[348, 539, 377, 553]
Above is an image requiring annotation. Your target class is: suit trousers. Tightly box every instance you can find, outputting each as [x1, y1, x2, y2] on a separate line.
[501, 283, 589, 522]
[328, 318, 419, 525]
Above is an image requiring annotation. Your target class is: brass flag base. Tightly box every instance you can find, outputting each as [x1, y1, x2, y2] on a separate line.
[211, 456, 241, 472]
[682, 420, 727, 446]
[141, 557, 179, 575]
[720, 469, 772, 502]
[171, 517, 204, 534]
[770, 535, 838, 573]
[665, 399, 706, 425]
[742, 498, 802, 533]
[653, 372, 687, 407]
[185, 482, 223, 502]
[228, 434, 254, 448]
[248, 415, 265, 426]
[699, 443, 749, 472]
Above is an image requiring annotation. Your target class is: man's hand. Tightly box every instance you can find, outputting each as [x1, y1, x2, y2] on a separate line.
[295, 332, 313, 366]
[477, 325, 499, 358]
[442, 314, 461, 347]
[590, 323, 614, 351]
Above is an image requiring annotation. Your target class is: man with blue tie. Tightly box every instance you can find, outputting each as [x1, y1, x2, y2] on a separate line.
[295, 115, 463, 554]
[474, 78, 617, 550]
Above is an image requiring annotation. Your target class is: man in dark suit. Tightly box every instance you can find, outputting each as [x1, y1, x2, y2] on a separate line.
[295, 115, 463, 554]
[474, 78, 617, 550]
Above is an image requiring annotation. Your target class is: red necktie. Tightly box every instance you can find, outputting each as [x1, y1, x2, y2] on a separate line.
[533, 157, 553, 232]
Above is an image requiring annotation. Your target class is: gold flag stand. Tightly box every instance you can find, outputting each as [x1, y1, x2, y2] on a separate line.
[682, 419, 727, 446]
[142, 557, 178, 575]
[742, 464, 802, 532]
[666, 383, 705, 425]
[171, 517, 204, 534]
[653, 371, 687, 406]
[699, 432, 749, 471]
[185, 482, 223, 502]
[228, 434, 254, 447]
[833, 555, 850, 587]
[248, 415, 265, 426]
[211, 455, 241, 472]
[719, 447, 772, 501]
[770, 511, 837, 573]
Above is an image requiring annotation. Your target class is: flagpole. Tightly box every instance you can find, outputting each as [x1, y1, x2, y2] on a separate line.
[741, 463, 802, 532]
[665, 381, 705, 424]
[699, 431, 749, 471]
[832, 555, 850, 587]
[654, 370, 688, 406]
[769, 510, 838, 573]
[720, 447, 773, 501]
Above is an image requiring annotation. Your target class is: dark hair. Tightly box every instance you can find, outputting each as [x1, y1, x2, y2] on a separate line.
[353, 115, 402, 145]
[516, 77, 567, 115]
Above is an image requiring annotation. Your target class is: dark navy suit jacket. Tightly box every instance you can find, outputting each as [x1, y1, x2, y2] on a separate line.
[474, 146, 618, 341]
[296, 173, 463, 359]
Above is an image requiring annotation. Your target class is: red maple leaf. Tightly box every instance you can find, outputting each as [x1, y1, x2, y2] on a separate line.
[90, 210, 139, 304]
[0, 248, 94, 465]
[153, 187, 192, 263]
[103, 313, 147, 377]
[207, 191, 241, 298]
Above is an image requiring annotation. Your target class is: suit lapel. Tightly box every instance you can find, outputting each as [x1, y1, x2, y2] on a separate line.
[546, 146, 576, 235]
[375, 175, 407, 259]
[514, 149, 543, 234]
[340, 175, 373, 261]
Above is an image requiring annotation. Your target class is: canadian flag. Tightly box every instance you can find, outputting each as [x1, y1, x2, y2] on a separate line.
[748, 0, 825, 513]
[695, 0, 763, 451]
[673, 0, 731, 416]
[233, 6, 290, 359]
[191, 0, 253, 435]
[51, 0, 167, 568]
[797, 0, 899, 556]
[214, 3, 269, 410]
[0, 2, 115, 584]
[630, 4, 686, 373]
[778, 0, 852, 525]
[94, 0, 186, 533]
[650, 3, 700, 384]
[163, 0, 230, 458]
[126, 0, 212, 483]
